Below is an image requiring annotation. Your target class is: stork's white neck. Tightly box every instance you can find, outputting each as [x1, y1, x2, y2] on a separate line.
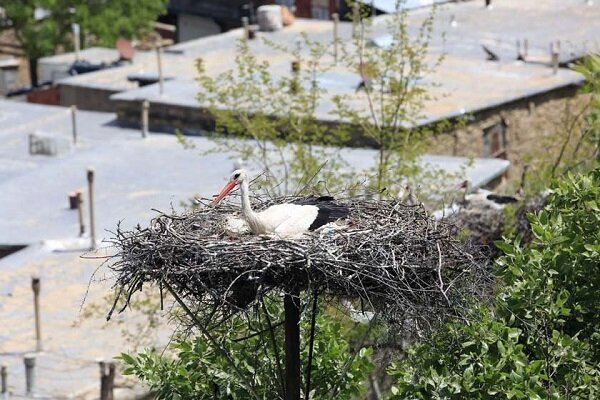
[239, 180, 266, 234]
[240, 180, 252, 215]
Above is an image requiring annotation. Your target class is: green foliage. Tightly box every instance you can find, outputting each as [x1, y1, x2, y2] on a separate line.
[1, 1, 167, 69]
[119, 298, 373, 399]
[195, 1, 442, 196]
[196, 37, 351, 195]
[388, 169, 600, 399]
[333, 0, 443, 193]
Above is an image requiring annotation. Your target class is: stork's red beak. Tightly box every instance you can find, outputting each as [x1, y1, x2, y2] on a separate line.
[212, 181, 237, 204]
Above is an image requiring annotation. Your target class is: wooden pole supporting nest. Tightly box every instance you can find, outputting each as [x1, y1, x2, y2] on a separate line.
[284, 289, 301, 400]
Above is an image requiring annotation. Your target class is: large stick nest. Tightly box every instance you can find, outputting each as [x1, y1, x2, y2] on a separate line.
[105, 196, 490, 331]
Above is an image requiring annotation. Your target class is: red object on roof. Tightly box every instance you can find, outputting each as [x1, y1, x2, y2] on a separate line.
[27, 86, 60, 105]
[116, 38, 135, 61]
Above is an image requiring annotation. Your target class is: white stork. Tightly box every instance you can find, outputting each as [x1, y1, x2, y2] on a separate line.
[211, 169, 349, 237]
[457, 179, 518, 210]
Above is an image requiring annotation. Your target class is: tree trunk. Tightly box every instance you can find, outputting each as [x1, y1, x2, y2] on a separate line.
[29, 58, 39, 87]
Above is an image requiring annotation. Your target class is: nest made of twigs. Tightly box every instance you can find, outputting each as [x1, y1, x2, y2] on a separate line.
[105, 196, 490, 332]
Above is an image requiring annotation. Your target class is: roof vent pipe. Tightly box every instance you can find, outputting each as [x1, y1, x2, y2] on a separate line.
[550, 42, 560, 75]
[24, 354, 36, 396]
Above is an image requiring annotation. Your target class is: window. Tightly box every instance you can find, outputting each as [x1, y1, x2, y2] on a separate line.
[482, 118, 508, 158]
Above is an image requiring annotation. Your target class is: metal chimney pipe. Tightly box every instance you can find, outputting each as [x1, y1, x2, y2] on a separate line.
[87, 168, 96, 250]
[72, 23, 81, 61]
[141, 100, 149, 138]
[1, 365, 7, 397]
[24, 354, 36, 396]
[332, 13, 339, 64]
[550, 42, 559, 75]
[552, 52, 559, 74]
[155, 45, 164, 95]
[76, 191, 85, 236]
[242, 17, 250, 40]
[31, 277, 42, 352]
[70, 105, 78, 145]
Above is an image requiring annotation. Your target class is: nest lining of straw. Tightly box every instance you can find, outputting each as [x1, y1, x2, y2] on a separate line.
[105, 196, 489, 329]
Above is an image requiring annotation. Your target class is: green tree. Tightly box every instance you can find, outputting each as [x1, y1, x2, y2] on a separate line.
[333, 0, 442, 194]
[195, 0, 442, 197]
[196, 36, 351, 196]
[119, 298, 374, 399]
[388, 168, 600, 399]
[1, 0, 168, 85]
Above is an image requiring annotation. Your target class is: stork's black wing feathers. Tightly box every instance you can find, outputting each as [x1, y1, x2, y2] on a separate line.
[486, 194, 518, 204]
[293, 196, 350, 231]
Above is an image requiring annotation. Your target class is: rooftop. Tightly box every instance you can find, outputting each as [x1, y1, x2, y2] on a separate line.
[57, 50, 193, 91]
[0, 244, 169, 399]
[0, 100, 508, 246]
[0, 96, 509, 398]
[110, 0, 595, 127]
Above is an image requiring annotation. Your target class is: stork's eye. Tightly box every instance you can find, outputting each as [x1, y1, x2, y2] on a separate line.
[233, 173, 241, 179]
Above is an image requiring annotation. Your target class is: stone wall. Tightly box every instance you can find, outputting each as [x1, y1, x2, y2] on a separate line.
[111, 82, 591, 189]
[425, 85, 590, 186]
[59, 84, 120, 112]
[113, 98, 216, 134]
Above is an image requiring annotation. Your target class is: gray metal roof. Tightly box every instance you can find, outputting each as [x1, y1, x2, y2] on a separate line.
[55, 1, 598, 125]
[0, 100, 508, 246]
[111, 0, 595, 126]
[0, 99, 509, 398]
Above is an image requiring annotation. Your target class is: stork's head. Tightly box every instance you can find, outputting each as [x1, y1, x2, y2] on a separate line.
[230, 169, 247, 184]
[212, 169, 247, 204]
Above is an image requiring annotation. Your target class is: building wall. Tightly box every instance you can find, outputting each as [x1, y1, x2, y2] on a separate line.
[59, 84, 120, 112]
[113, 98, 216, 134]
[425, 85, 588, 184]
[0, 66, 18, 94]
